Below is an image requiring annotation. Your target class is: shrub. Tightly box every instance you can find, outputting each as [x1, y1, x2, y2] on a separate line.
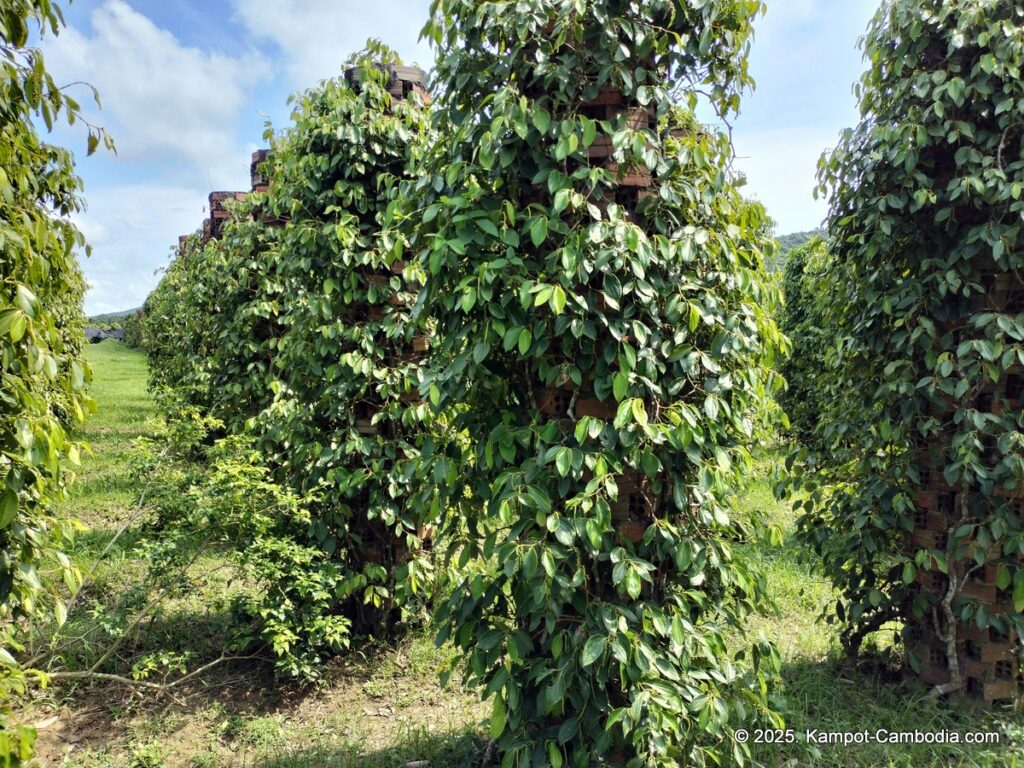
[410, 1, 785, 764]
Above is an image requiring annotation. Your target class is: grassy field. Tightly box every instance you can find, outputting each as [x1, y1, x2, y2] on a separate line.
[18, 341, 1024, 767]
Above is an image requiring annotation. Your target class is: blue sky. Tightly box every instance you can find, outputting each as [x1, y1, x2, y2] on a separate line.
[39, 1, 877, 316]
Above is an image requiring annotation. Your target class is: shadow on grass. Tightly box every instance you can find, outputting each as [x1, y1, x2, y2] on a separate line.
[249, 727, 485, 768]
[752, 657, 1024, 768]
[70, 524, 149, 561]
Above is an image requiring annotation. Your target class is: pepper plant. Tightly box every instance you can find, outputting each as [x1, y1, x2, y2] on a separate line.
[1, 0, 111, 759]
[777, 237, 831, 447]
[797, 0, 1024, 683]
[252, 44, 436, 637]
[409, 1, 784, 764]
[142, 44, 438, 670]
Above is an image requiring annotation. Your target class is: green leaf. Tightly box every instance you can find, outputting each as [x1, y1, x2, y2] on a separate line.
[1013, 571, 1024, 612]
[479, 141, 494, 170]
[902, 561, 916, 585]
[704, 396, 718, 420]
[552, 189, 570, 216]
[624, 568, 642, 599]
[550, 285, 567, 316]
[532, 109, 551, 134]
[518, 328, 532, 355]
[477, 218, 499, 238]
[631, 399, 648, 427]
[558, 718, 579, 745]
[555, 448, 571, 477]
[580, 635, 606, 666]
[0, 489, 17, 529]
[15, 285, 37, 317]
[490, 695, 506, 739]
[995, 564, 1011, 591]
[530, 217, 548, 247]
[0, 308, 24, 339]
[613, 371, 628, 401]
[582, 118, 597, 147]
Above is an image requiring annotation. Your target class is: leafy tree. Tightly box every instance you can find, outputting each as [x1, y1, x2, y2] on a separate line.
[409, 1, 785, 764]
[798, 0, 1024, 685]
[0, 0, 111, 759]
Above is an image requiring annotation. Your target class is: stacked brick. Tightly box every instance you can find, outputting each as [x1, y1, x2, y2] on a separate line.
[207, 191, 247, 239]
[182, 65, 430, 249]
[177, 150, 274, 250]
[344, 63, 430, 104]
[250, 149, 270, 193]
[909, 263, 1024, 705]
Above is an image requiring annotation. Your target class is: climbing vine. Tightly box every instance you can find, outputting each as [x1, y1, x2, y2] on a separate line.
[778, 237, 830, 446]
[142, 44, 437, 674]
[409, 1, 784, 764]
[250, 44, 436, 640]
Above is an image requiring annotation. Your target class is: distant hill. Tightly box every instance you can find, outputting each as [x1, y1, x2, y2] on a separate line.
[768, 230, 823, 272]
[88, 308, 141, 323]
[777, 230, 822, 256]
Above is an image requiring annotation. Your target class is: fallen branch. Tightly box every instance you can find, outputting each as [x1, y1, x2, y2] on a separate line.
[45, 653, 261, 693]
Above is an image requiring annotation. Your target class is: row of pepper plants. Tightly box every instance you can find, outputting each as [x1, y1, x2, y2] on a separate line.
[142, 2, 787, 765]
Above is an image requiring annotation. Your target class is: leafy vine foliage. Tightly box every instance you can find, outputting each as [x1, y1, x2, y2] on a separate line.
[777, 237, 829, 446]
[1, 0, 111, 759]
[796, 0, 1024, 669]
[142, 45, 436, 677]
[409, 1, 784, 764]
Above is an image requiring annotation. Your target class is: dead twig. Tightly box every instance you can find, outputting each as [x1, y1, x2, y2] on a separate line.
[45, 653, 261, 693]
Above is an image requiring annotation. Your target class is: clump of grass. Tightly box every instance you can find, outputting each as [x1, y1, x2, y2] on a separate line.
[257, 726, 483, 768]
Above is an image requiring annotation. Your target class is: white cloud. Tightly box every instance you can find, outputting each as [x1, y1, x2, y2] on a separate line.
[732, 127, 842, 234]
[232, 0, 434, 87]
[76, 183, 208, 315]
[45, 0, 269, 184]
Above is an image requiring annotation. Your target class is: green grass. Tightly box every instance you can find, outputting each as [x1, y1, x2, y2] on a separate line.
[23, 342, 1024, 767]
[65, 340, 156, 529]
[735, 468, 1024, 767]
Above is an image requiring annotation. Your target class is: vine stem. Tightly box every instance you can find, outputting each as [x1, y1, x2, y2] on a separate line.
[927, 491, 982, 699]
